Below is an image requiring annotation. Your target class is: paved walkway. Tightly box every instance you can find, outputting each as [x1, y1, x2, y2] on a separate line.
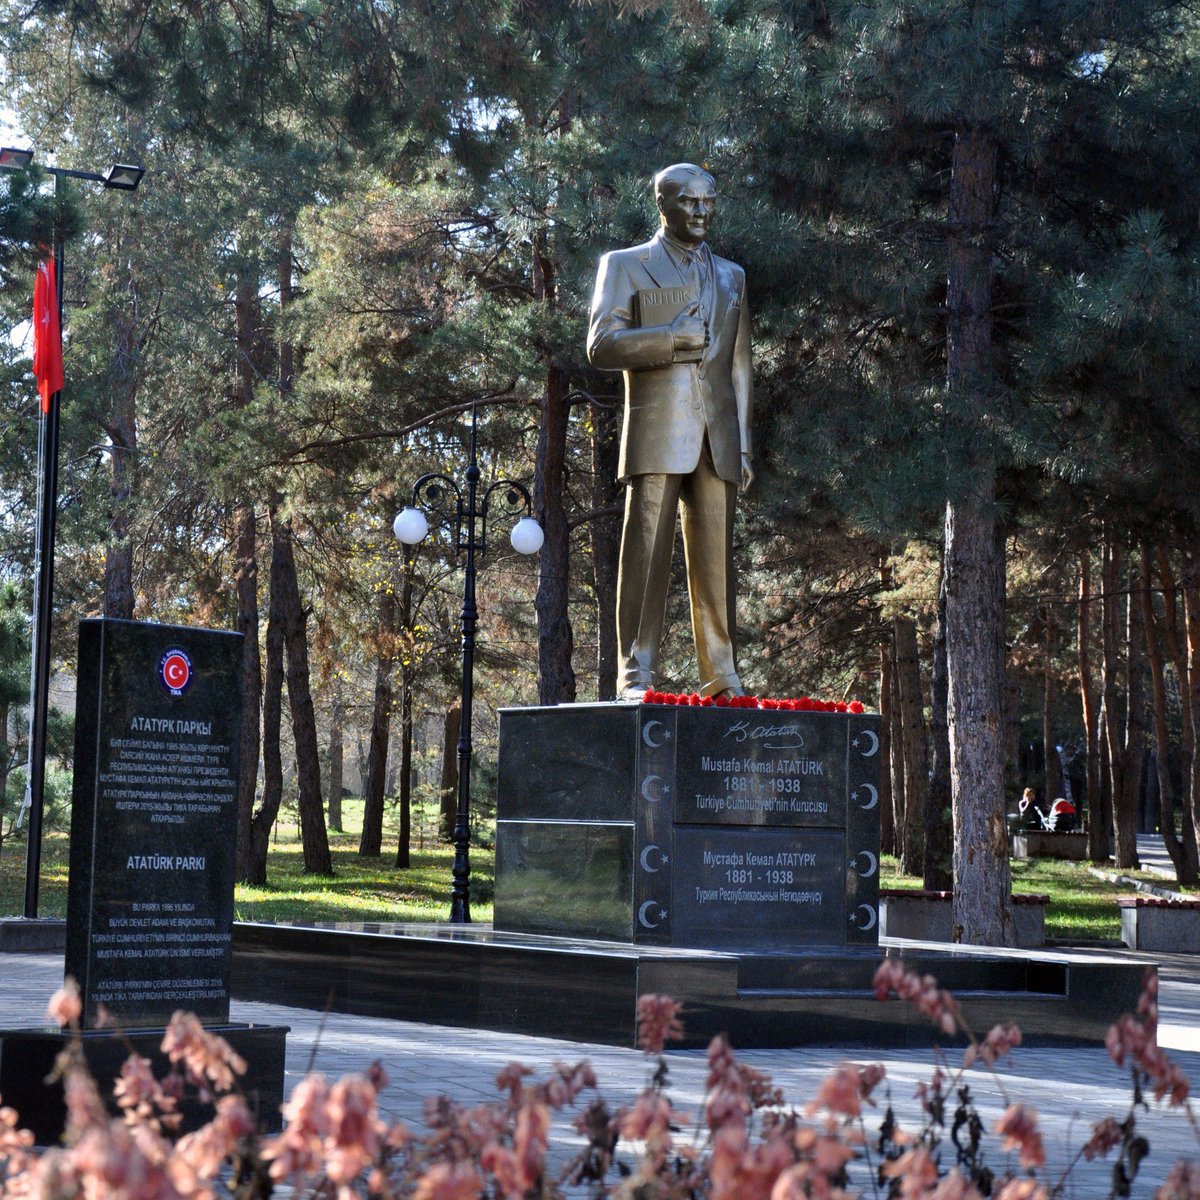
[1137, 832, 1197, 885]
[2, 944, 1199, 1196]
[1, 833, 1195, 1191]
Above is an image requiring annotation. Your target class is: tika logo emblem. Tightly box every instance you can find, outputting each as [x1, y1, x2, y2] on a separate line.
[158, 648, 193, 697]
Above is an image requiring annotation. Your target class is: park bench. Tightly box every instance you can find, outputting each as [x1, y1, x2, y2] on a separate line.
[1011, 831, 1089, 861]
[880, 889, 1049, 948]
[1118, 895, 1200, 953]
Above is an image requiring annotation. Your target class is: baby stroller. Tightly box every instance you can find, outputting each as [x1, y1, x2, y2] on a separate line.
[1018, 795, 1078, 833]
[1047, 797, 1077, 833]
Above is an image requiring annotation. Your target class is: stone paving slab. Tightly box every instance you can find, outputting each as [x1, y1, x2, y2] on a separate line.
[2, 950, 1198, 1196]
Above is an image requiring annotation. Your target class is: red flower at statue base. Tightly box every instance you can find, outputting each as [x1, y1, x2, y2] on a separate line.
[641, 691, 867, 714]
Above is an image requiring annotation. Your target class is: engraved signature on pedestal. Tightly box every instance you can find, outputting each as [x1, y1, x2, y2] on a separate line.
[721, 719, 805, 750]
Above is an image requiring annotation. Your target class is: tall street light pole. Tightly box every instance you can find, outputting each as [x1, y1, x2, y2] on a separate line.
[393, 401, 543, 923]
[0, 150, 144, 918]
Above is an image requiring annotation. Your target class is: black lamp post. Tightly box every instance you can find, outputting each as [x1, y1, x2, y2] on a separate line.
[0, 149, 144, 918]
[393, 401, 543, 924]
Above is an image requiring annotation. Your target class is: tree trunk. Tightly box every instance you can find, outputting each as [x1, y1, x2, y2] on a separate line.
[1158, 546, 1198, 878]
[104, 266, 138, 619]
[246, 507, 288, 886]
[232, 268, 263, 883]
[395, 551, 415, 869]
[1042, 608, 1059, 802]
[1102, 539, 1139, 868]
[944, 123, 1015, 947]
[1140, 546, 1197, 882]
[924, 565, 954, 890]
[233, 505, 262, 883]
[360, 587, 396, 857]
[532, 231, 576, 706]
[1005, 668, 1022, 790]
[877, 626, 896, 858]
[888, 634, 906, 865]
[440, 699, 461, 842]
[894, 615, 926, 876]
[1158, 547, 1194, 764]
[1099, 692, 1113, 853]
[0, 701, 9, 812]
[1181, 550, 1200, 875]
[1125, 555, 1148, 848]
[327, 684, 344, 834]
[1079, 550, 1105, 861]
[590, 397, 621, 700]
[276, 515, 332, 875]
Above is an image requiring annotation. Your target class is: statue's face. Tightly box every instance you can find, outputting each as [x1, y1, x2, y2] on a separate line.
[657, 175, 716, 248]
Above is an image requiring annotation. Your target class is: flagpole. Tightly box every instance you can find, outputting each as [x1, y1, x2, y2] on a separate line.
[0, 150, 143, 919]
[22, 185, 64, 919]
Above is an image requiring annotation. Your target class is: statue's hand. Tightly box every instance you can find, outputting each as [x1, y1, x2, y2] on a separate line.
[740, 454, 754, 494]
[670, 304, 707, 354]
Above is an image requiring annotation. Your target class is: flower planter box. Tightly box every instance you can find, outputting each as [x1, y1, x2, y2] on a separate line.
[1118, 896, 1200, 953]
[879, 889, 1048, 948]
[1011, 832, 1089, 861]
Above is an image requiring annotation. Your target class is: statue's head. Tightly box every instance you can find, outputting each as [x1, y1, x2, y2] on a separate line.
[655, 163, 717, 249]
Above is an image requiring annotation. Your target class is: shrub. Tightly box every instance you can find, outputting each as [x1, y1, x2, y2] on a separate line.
[1, 963, 1197, 1198]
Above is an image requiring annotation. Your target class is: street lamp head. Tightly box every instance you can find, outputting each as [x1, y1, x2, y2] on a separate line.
[103, 163, 145, 191]
[393, 506, 429, 545]
[0, 147, 34, 171]
[510, 516, 544, 556]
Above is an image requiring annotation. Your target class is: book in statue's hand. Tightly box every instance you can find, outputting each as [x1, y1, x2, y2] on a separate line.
[635, 286, 704, 363]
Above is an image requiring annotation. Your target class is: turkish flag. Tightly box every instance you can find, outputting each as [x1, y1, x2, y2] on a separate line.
[32, 257, 63, 413]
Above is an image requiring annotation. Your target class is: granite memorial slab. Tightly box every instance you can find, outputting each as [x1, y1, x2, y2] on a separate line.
[65, 618, 245, 1027]
[0, 619, 287, 1143]
[495, 702, 881, 950]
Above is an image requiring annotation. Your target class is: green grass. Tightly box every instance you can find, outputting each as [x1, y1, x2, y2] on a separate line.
[881, 853, 1176, 941]
[4, 807, 1179, 940]
[1, 799, 493, 924]
[0, 830, 70, 918]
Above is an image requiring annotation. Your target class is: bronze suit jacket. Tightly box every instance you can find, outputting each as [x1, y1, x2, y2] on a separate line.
[587, 234, 752, 483]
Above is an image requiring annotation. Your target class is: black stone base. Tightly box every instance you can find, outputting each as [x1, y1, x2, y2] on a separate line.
[0, 1023, 288, 1145]
[0, 917, 66, 952]
[232, 920, 1148, 1050]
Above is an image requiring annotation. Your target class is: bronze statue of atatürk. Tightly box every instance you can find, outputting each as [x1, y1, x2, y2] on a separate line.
[588, 163, 752, 699]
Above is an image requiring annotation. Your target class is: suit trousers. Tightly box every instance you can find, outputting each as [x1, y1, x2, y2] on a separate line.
[616, 441, 741, 696]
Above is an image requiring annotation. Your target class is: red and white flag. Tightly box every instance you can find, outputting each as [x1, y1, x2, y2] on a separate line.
[32, 257, 63, 413]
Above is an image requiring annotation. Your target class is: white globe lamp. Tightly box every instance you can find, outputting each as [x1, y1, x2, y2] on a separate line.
[510, 516, 544, 555]
[393, 506, 429, 545]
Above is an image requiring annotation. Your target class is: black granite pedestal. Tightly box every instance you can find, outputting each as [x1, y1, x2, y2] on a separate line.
[231, 920, 1150, 1050]
[494, 702, 883, 950]
[0, 918, 66, 952]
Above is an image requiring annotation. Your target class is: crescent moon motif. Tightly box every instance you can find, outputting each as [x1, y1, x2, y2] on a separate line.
[640, 775, 663, 803]
[639, 844, 662, 873]
[642, 720, 666, 748]
[851, 903, 878, 931]
[854, 850, 878, 878]
[637, 900, 661, 929]
[856, 728, 880, 758]
[854, 782, 879, 810]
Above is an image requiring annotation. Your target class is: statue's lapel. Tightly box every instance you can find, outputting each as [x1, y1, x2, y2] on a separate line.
[708, 254, 734, 335]
[636, 238, 671, 289]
